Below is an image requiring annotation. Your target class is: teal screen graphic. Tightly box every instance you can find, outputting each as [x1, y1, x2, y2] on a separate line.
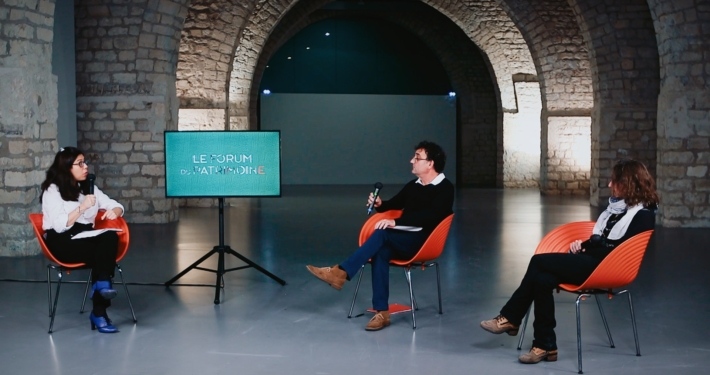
[165, 131, 281, 197]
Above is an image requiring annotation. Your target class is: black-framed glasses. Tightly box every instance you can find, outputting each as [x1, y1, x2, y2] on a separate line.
[72, 161, 89, 167]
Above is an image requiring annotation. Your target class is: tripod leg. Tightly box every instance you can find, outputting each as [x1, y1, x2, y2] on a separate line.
[164, 248, 219, 286]
[225, 247, 286, 285]
[215, 247, 225, 304]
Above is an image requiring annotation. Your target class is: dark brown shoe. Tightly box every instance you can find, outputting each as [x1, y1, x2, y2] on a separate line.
[518, 347, 558, 364]
[306, 265, 347, 290]
[365, 311, 390, 331]
[480, 314, 520, 336]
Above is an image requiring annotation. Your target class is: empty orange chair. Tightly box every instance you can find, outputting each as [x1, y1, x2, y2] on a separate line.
[29, 212, 137, 333]
[347, 210, 455, 329]
[516, 221, 654, 374]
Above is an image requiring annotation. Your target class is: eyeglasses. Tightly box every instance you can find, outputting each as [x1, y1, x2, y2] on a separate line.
[72, 161, 89, 167]
[412, 157, 429, 162]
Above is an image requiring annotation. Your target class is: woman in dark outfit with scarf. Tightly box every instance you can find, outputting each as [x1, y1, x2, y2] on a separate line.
[40, 147, 125, 333]
[480, 159, 659, 364]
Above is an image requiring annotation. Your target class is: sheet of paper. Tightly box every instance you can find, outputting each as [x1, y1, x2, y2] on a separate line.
[392, 225, 422, 232]
[71, 228, 122, 240]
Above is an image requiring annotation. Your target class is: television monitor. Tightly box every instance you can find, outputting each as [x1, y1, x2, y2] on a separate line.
[164, 131, 281, 197]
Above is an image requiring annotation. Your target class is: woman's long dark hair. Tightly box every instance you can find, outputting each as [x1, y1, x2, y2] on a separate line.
[40, 147, 87, 202]
[611, 159, 660, 207]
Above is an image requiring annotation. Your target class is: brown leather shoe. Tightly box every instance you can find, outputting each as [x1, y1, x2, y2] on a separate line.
[365, 311, 390, 331]
[518, 347, 558, 364]
[480, 314, 520, 336]
[306, 265, 347, 290]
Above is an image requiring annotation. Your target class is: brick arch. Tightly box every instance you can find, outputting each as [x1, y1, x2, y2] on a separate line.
[229, 0, 543, 187]
[421, 0, 536, 112]
[176, 0, 257, 130]
[228, 0, 329, 130]
[248, 9, 501, 186]
[563, 0, 660, 204]
[495, 0, 594, 196]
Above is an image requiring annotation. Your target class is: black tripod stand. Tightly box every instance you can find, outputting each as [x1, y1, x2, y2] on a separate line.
[164, 197, 286, 304]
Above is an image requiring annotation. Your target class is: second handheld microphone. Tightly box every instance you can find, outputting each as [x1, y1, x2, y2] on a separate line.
[367, 182, 383, 215]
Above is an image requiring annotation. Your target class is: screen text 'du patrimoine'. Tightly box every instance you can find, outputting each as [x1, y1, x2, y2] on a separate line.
[181, 154, 266, 175]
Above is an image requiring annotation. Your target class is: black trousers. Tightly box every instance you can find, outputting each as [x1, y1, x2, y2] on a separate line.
[44, 223, 119, 311]
[500, 253, 601, 351]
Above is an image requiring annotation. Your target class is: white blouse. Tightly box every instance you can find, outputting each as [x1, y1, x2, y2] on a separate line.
[42, 184, 124, 233]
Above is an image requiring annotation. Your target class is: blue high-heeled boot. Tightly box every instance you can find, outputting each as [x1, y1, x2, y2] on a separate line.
[91, 280, 117, 300]
[89, 312, 118, 333]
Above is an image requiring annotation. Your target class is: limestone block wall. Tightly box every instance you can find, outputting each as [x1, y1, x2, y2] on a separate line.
[568, 0, 660, 205]
[74, 0, 188, 223]
[649, 0, 710, 227]
[541, 116, 591, 194]
[498, 0, 594, 194]
[0, 0, 59, 256]
[504, 81, 542, 188]
[176, 0, 254, 130]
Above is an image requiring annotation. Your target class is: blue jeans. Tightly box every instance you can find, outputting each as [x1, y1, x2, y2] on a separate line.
[340, 229, 429, 311]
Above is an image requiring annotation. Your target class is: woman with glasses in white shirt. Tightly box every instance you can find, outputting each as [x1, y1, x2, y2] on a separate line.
[40, 147, 125, 333]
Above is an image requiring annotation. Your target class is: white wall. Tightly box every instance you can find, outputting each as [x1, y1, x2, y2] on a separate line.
[260, 93, 456, 185]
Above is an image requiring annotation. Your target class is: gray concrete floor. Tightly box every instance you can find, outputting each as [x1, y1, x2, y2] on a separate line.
[1, 186, 709, 375]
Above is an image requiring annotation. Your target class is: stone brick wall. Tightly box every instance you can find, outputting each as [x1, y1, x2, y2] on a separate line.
[649, 0, 710, 227]
[0, 0, 58, 256]
[504, 81, 542, 188]
[498, 0, 593, 194]
[568, 0, 660, 205]
[74, 0, 189, 223]
[176, 0, 254, 130]
[229, 0, 324, 131]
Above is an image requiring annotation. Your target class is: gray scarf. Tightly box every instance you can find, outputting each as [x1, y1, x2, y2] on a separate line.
[592, 197, 644, 240]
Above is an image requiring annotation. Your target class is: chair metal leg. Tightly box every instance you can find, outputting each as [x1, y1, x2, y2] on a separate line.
[404, 267, 418, 311]
[80, 270, 92, 314]
[48, 269, 64, 334]
[404, 267, 416, 329]
[116, 264, 137, 323]
[594, 294, 615, 348]
[347, 265, 365, 318]
[434, 262, 442, 314]
[517, 306, 531, 350]
[576, 294, 589, 374]
[625, 291, 641, 356]
[46, 265, 52, 317]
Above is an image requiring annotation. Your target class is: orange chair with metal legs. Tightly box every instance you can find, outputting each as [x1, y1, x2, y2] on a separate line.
[515, 221, 654, 374]
[29, 212, 137, 333]
[347, 210, 455, 329]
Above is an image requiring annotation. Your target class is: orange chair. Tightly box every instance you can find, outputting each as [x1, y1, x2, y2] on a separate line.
[515, 221, 654, 374]
[29, 212, 137, 333]
[347, 210, 455, 329]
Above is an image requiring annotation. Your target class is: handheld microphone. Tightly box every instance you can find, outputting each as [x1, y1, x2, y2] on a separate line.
[367, 182, 383, 215]
[87, 174, 96, 194]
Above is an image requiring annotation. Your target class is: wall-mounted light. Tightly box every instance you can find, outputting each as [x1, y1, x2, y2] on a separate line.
[448, 92, 456, 97]
[263, 89, 271, 95]
[306, 47, 310, 50]
[325, 32, 330, 36]
[287, 56, 292, 59]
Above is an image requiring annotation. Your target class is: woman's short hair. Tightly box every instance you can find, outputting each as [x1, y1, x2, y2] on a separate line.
[611, 159, 659, 207]
[40, 147, 85, 202]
